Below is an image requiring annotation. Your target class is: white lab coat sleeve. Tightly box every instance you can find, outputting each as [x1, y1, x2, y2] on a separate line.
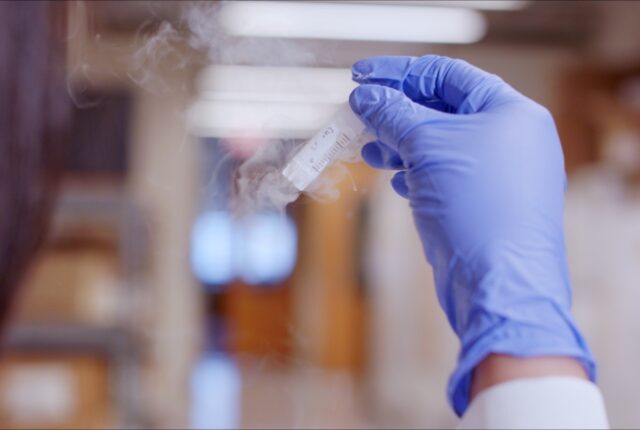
[457, 377, 609, 429]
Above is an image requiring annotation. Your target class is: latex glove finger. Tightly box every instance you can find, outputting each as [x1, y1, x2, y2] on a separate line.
[349, 84, 441, 152]
[390, 170, 409, 199]
[352, 55, 455, 109]
[352, 55, 523, 114]
[361, 141, 404, 170]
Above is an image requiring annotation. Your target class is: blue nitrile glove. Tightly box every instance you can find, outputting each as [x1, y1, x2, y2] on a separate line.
[349, 55, 595, 416]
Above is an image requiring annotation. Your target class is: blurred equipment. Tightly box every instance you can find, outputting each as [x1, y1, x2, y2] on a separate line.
[5, 85, 149, 429]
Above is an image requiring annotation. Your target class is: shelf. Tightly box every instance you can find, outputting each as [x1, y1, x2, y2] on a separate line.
[4, 323, 147, 428]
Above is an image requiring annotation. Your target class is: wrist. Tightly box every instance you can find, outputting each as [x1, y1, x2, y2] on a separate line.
[448, 311, 596, 417]
[470, 354, 588, 400]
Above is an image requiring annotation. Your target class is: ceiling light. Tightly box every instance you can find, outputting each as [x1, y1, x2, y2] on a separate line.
[189, 65, 355, 138]
[367, 1, 530, 11]
[197, 65, 354, 104]
[219, 1, 487, 44]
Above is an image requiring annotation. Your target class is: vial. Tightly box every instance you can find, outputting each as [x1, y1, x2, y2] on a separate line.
[282, 104, 366, 192]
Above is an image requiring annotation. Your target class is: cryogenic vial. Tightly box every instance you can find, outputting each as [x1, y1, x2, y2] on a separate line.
[282, 104, 366, 191]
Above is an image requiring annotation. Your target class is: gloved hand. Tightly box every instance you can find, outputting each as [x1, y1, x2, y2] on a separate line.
[349, 55, 595, 416]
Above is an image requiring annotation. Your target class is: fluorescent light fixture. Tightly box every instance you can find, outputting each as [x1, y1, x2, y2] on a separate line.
[189, 100, 342, 139]
[197, 65, 355, 104]
[219, 1, 487, 44]
[368, 1, 530, 11]
[189, 65, 355, 138]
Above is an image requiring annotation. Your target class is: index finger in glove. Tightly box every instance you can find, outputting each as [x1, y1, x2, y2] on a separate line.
[352, 55, 522, 114]
[349, 84, 442, 152]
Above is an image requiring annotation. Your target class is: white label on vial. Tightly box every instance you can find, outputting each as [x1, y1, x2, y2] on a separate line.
[313, 126, 355, 168]
[282, 113, 362, 191]
[309, 125, 335, 171]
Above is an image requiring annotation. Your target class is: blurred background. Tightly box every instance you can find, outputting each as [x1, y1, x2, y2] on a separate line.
[3, 0, 640, 428]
